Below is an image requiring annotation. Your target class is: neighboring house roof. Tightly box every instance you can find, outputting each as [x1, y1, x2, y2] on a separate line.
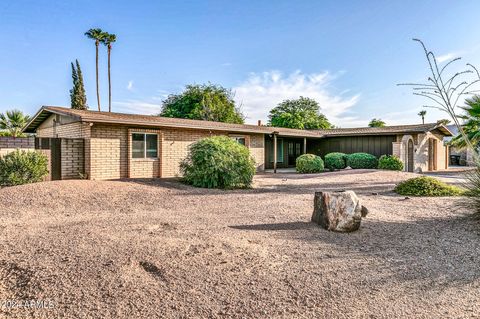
[318, 123, 453, 137]
[23, 106, 453, 138]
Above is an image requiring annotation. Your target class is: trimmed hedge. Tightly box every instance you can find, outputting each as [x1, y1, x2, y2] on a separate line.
[378, 155, 404, 171]
[0, 150, 49, 186]
[394, 176, 464, 196]
[296, 154, 324, 173]
[346, 152, 378, 169]
[180, 136, 256, 189]
[324, 152, 347, 170]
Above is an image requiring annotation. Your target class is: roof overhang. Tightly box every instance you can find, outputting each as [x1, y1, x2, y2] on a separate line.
[22, 106, 82, 133]
[432, 124, 453, 136]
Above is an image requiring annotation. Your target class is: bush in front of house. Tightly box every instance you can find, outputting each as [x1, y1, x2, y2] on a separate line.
[0, 150, 49, 186]
[324, 152, 347, 170]
[394, 176, 464, 196]
[346, 152, 378, 169]
[296, 154, 324, 173]
[180, 135, 256, 189]
[378, 155, 404, 171]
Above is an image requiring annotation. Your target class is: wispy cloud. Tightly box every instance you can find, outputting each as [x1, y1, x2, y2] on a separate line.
[436, 52, 459, 63]
[127, 80, 134, 91]
[233, 70, 360, 126]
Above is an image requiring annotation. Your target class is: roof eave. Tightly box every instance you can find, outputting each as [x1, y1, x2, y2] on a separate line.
[22, 106, 83, 133]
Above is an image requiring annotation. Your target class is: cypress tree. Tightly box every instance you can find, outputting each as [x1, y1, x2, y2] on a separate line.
[70, 59, 88, 110]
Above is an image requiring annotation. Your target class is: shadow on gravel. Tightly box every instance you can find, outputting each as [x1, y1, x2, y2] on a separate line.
[230, 221, 313, 231]
[230, 214, 480, 287]
[258, 169, 381, 180]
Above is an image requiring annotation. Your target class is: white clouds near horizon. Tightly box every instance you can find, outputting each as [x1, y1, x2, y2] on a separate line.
[233, 70, 360, 126]
[114, 70, 361, 126]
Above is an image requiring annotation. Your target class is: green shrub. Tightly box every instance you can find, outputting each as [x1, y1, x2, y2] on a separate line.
[324, 152, 347, 170]
[0, 150, 49, 186]
[180, 136, 256, 189]
[394, 176, 464, 196]
[378, 155, 404, 171]
[346, 152, 378, 169]
[296, 154, 324, 173]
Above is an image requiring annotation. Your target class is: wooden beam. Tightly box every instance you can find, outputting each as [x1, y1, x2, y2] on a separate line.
[273, 133, 277, 173]
[303, 137, 307, 154]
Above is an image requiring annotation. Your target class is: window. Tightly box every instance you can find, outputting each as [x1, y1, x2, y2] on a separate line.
[132, 133, 158, 159]
[231, 136, 246, 146]
[269, 138, 284, 163]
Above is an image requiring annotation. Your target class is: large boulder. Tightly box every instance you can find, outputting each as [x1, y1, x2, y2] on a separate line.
[311, 190, 368, 232]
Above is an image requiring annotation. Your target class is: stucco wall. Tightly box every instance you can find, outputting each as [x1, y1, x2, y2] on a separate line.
[393, 132, 447, 172]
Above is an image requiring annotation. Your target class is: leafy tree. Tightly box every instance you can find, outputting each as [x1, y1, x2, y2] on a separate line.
[85, 28, 106, 111]
[160, 84, 244, 124]
[437, 119, 451, 125]
[101, 33, 117, 112]
[368, 118, 386, 127]
[268, 97, 332, 129]
[450, 96, 480, 149]
[0, 110, 30, 137]
[418, 110, 427, 124]
[70, 59, 88, 110]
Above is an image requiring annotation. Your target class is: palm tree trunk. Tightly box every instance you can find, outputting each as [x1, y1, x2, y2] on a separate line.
[422, 116, 424, 124]
[108, 45, 112, 112]
[95, 41, 101, 112]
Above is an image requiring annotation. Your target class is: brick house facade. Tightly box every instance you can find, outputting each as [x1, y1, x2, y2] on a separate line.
[23, 106, 453, 180]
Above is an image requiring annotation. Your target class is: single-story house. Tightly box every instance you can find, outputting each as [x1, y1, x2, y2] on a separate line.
[23, 106, 452, 180]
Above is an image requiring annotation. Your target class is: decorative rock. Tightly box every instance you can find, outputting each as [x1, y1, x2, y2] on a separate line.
[311, 190, 368, 232]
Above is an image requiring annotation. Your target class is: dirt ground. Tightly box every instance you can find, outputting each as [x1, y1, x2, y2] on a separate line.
[0, 169, 479, 318]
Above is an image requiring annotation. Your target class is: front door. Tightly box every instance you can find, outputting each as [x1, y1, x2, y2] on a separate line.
[428, 138, 437, 171]
[288, 141, 302, 166]
[407, 139, 414, 172]
[50, 138, 62, 180]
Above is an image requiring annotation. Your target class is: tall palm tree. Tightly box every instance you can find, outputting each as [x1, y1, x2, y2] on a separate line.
[0, 110, 30, 137]
[101, 33, 117, 112]
[418, 110, 427, 124]
[85, 28, 106, 112]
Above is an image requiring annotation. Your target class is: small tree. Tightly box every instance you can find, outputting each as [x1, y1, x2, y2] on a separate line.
[70, 60, 88, 110]
[161, 84, 244, 124]
[437, 119, 451, 125]
[399, 39, 479, 157]
[268, 97, 332, 129]
[368, 118, 386, 127]
[0, 110, 30, 137]
[450, 96, 480, 149]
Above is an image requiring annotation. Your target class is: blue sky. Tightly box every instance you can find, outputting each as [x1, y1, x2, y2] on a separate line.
[1, 0, 480, 127]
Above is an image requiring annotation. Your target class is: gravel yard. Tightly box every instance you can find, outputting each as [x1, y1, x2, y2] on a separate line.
[0, 169, 479, 318]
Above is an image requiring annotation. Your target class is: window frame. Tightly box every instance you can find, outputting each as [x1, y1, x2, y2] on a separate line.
[229, 135, 249, 147]
[131, 132, 159, 159]
[269, 138, 284, 163]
